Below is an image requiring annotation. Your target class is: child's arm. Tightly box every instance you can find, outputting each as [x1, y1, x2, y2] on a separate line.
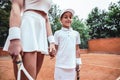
[76, 44, 82, 65]
[76, 31, 82, 66]
[76, 44, 80, 58]
[76, 44, 82, 70]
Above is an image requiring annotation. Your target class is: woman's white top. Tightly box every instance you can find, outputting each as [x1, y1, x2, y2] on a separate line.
[54, 27, 81, 69]
[24, 0, 52, 14]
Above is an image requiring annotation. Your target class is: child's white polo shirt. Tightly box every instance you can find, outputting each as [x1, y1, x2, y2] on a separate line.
[54, 27, 81, 69]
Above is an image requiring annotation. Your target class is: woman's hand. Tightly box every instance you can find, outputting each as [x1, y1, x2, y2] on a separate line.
[8, 39, 22, 61]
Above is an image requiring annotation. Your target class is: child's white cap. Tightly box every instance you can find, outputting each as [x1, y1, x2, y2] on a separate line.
[60, 9, 75, 19]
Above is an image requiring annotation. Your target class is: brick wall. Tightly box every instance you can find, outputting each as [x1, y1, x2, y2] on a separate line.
[0, 48, 9, 56]
[80, 49, 88, 54]
[88, 38, 120, 54]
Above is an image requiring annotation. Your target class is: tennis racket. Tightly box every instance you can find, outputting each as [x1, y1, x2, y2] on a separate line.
[16, 54, 34, 80]
[76, 64, 80, 80]
[116, 76, 120, 80]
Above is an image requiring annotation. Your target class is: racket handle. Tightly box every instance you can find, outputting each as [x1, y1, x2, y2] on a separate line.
[16, 54, 22, 61]
[16, 54, 22, 68]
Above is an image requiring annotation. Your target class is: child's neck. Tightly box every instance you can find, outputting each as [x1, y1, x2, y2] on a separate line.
[63, 26, 70, 29]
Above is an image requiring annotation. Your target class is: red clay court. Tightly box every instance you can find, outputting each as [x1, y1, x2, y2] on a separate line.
[0, 53, 120, 80]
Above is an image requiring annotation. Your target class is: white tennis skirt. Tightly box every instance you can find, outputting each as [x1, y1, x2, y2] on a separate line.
[3, 11, 49, 54]
[54, 67, 76, 80]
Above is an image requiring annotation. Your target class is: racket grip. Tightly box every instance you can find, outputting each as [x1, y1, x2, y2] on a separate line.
[16, 54, 22, 68]
[16, 54, 22, 61]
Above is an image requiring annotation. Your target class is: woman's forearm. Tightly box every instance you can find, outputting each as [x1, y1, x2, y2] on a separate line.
[46, 16, 53, 36]
[45, 15, 55, 43]
[9, 1, 23, 40]
[9, 1, 22, 27]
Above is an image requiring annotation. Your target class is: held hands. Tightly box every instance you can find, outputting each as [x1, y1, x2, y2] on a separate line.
[48, 35, 56, 59]
[49, 43, 56, 59]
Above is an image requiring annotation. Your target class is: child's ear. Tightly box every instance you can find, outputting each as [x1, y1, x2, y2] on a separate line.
[60, 21, 62, 24]
[59, 18, 62, 24]
[59, 18, 61, 21]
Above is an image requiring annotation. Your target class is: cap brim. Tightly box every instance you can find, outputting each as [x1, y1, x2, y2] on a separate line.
[60, 9, 75, 18]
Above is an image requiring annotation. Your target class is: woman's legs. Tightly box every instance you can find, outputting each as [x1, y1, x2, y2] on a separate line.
[21, 52, 37, 80]
[12, 52, 44, 80]
[36, 52, 44, 76]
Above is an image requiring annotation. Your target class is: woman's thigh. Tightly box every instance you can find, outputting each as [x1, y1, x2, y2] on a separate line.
[22, 52, 37, 79]
[36, 52, 44, 75]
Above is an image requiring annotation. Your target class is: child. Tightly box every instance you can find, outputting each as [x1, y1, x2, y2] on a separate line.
[3, 0, 55, 80]
[54, 9, 82, 80]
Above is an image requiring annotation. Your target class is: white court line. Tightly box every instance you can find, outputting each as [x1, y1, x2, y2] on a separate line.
[116, 76, 120, 80]
[83, 63, 120, 70]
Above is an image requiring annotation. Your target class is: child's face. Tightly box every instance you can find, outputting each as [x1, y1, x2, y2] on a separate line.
[60, 12, 73, 28]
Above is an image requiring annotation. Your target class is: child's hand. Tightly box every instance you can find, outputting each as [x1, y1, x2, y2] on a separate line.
[76, 64, 82, 71]
[49, 43, 56, 59]
[76, 64, 80, 72]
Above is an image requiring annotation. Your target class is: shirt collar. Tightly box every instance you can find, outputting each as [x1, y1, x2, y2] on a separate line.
[61, 27, 73, 31]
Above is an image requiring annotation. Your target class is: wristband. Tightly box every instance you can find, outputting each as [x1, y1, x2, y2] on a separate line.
[48, 35, 55, 43]
[8, 27, 21, 40]
[76, 58, 82, 65]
